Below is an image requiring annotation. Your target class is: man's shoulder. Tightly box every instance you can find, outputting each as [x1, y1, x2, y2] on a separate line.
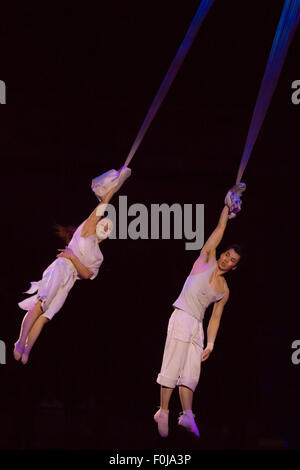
[223, 278, 230, 294]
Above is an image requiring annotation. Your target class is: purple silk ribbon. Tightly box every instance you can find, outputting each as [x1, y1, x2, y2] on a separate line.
[124, 0, 216, 167]
[236, 0, 300, 184]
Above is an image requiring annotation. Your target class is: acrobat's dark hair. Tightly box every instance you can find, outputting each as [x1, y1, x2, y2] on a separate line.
[222, 244, 243, 259]
[54, 224, 77, 244]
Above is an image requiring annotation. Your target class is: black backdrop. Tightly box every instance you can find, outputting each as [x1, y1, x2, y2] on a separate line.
[0, 0, 299, 452]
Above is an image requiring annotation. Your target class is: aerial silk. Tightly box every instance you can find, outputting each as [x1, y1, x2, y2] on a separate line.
[124, 0, 216, 167]
[236, 0, 300, 184]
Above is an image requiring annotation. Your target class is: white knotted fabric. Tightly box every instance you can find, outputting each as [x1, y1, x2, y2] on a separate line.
[91, 166, 132, 202]
[91, 166, 132, 236]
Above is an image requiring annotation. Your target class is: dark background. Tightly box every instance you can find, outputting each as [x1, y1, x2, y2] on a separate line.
[0, 0, 299, 452]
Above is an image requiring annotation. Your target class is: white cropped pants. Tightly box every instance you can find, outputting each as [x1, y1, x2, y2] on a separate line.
[156, 309, 204, 392]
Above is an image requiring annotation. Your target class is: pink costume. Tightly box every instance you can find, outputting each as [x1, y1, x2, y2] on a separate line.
[18, 222, 103, 320]
[157, 262, 225, 392]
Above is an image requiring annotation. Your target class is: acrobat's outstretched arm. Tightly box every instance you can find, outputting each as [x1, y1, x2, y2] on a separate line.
[196, 206, 230, 266]
[81, 188, 115, 238]
[191, 183, 246, 272]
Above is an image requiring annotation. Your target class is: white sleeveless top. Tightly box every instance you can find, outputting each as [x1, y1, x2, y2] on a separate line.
[68, 222, 104, 280]
[173, 263, 225, 321]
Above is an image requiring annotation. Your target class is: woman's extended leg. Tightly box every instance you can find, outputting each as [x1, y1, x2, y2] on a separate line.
[14, 301, 43, 360]
[15, 259, 69, 361]
[21, 316, 49, 364]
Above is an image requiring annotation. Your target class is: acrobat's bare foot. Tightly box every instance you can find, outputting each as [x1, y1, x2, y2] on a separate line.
[21, 347, 30, 365]
[13, 342, 24, 361]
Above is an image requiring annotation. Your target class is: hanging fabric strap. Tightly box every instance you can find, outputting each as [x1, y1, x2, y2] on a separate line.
[124, 0, 216, 167]
[236, 0, 300, 184]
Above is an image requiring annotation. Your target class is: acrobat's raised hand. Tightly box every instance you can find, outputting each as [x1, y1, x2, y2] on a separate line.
[224, 182, 246, 219]
[91, 166, 132, 202]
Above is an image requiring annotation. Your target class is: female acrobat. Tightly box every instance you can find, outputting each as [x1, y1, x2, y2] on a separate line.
[14, 166, 131, 364]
